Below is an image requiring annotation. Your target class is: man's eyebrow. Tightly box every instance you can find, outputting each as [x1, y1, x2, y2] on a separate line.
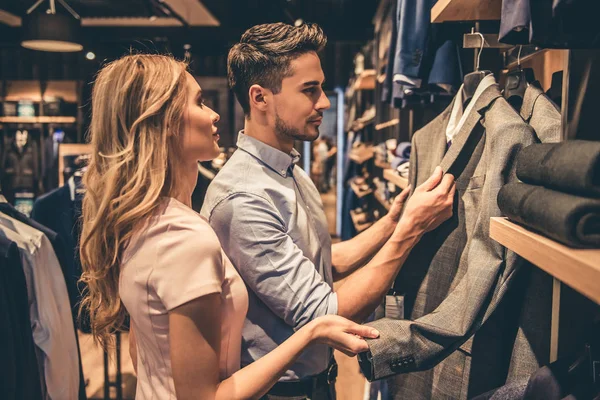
[302, 79, 325, 87]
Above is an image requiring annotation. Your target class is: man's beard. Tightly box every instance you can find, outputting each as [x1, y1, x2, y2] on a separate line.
[275, 112, 319, 142]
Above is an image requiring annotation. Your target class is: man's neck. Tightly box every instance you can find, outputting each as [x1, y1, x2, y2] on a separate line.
[244, 120, 294, 155]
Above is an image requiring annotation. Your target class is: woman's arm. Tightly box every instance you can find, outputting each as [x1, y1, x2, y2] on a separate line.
[170, 293, 377, 400]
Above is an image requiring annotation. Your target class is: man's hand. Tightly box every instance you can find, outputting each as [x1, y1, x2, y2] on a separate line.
[386, 184, 411, 223]
[394, 166, 455, 237]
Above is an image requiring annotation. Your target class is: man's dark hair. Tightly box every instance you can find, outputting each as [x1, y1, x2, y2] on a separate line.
[227, 22, 327, 116]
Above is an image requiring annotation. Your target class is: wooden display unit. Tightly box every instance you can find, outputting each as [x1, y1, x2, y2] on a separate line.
[374, 159, 391, 169]
[0, 116, 76, 124]
[374, 191, 391, 211]
[350, 181, 373, 198]
[431, 0, 502, 23]
[58, 143, 92, 187]
[383, 169, 408, 190]
[354, 70, 376, 90]
[490, 217, 600, 305]
[348, 147, 374, 164]
[350, 210, 373, 233]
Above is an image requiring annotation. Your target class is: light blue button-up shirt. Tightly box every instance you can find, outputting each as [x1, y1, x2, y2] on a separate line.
[201, 131, 338, 381]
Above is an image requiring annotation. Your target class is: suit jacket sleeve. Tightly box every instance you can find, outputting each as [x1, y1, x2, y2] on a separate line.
[362, 101, 537, 381]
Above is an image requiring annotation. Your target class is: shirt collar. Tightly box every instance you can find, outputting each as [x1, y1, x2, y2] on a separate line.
[236, 131, 301, 177]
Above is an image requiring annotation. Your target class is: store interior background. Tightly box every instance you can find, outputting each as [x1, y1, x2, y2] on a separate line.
[3, 1, 600, 399]
[0, 1, 378, 398]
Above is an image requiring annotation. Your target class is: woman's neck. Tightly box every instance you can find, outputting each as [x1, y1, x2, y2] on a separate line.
[173, 160, 198, 208]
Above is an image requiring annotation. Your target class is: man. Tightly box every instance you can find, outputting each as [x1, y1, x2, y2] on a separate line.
[201, 22, 455, 400]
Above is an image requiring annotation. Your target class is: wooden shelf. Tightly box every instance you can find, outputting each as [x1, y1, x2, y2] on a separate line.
[354, 70, 376, 90]
[0, 116, 76, 124]
[350, 181, 373, 199]
[374, 191, 391, 211]
[431, 0, 502, 23]
[349, 148, 374, 164]
[374, 159, 391, 169]
[350, 210, 374, 233]
[383, 169, 408, 190]
[490, 217, 600, 305]
[375, 118, 400, 131]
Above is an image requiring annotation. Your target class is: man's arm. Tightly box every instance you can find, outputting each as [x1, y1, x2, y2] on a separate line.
[332, 186, 410, 278]
[209, 168, 454, 326]
[208, 192, 338, 329]
[335, 168, 454, 322]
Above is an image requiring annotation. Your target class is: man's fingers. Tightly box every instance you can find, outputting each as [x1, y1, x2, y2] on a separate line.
[420, 166, 443, 191]
[438, 173, 455, 194]
[395, 185, 411, 203]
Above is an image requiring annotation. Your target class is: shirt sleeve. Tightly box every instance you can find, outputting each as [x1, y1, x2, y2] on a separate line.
[208, 192, 338, 330]
[152, 218, 224, 311]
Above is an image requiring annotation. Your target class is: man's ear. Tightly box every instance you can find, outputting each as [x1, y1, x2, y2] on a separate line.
[248, 84, 271, 113]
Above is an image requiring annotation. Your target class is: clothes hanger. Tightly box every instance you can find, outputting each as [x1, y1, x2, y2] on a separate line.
[546, 70, 563, 107]
[461, 31, 492, 105]
[504, 46, 536, 110]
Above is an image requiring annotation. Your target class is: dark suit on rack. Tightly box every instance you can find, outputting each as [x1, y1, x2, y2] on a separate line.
[31, 185, 90, 334]
[359, 84, 550, 399]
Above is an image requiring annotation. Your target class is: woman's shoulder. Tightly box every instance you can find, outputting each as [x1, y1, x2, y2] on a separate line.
[158, 198, 222, 251]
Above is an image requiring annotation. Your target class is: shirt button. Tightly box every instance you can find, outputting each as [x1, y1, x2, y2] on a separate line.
[281, 170, 286, 175]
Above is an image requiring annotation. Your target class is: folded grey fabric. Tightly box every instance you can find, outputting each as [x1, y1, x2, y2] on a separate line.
[498, 182, 600, 249]
[516, 141, 600, 198]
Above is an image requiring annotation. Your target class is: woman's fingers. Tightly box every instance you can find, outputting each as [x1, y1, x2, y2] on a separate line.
[345, 322, 379, 339]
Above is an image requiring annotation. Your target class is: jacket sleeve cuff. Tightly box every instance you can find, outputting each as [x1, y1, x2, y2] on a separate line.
[365, 318, 418, 380]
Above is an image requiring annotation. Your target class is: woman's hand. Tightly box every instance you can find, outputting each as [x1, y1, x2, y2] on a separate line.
[307, 315, 379, 357]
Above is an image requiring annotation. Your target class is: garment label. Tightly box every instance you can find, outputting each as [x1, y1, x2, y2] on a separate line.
[385, 295, 404, 320]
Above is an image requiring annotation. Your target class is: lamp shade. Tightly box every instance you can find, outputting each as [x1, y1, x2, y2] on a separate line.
[21, 12, 83, 52]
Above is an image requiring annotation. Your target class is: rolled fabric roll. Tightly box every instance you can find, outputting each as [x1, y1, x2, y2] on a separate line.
[516, 141, 600, 198]
[498, 182, 600, 249]
[394, 142, 411, 159]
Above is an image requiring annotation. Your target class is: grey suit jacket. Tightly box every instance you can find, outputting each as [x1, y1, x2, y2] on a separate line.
[520, 82, 561, 143]
[362, 84, 549, 399]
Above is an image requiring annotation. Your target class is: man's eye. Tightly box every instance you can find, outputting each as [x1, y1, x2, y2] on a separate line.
[304, 88, 317, 94]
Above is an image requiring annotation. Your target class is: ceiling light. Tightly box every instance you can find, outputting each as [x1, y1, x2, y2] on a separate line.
[21, 0, 83, 52]
[85, 51, 95, 60]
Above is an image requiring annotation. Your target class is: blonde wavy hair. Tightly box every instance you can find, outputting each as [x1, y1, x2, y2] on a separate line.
[79, 54, 189, 350]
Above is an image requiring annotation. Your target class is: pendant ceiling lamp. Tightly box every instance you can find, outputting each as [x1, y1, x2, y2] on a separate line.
[21, 0, 83, 52]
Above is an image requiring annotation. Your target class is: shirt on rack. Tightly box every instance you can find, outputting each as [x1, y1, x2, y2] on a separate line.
[446, 74, 496, 143]
[201, 131, 337, 381]
[0, 235, 43, 400]
[0, 212, 79, 400]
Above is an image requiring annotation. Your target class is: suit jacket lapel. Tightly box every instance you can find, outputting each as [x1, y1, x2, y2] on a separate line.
[415, 99, 455, 184]
[440, 84, 502, 173]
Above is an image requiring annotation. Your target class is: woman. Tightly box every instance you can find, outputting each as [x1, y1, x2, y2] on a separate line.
[79, 54, 378, 399]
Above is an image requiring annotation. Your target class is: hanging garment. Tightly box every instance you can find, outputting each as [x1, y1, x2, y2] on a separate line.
[498, 183, 600, 248]
[31, 184, 90, 331]
[520, 83, 562, 143]
[1, 137, 41, 202]
[0, 235, 43, 400]
[0, 212, 79, 400]
[360, 82, 548, 399]
[42, 130, 71, 191]
[0, 200, 87, 399]
[516, 141, 600, 198]
[499, 0, 599, 47]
